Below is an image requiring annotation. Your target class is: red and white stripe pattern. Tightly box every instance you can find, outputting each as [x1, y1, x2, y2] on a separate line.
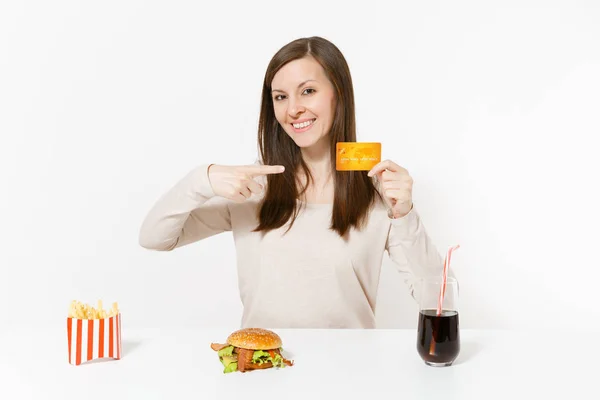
[67, 313, 122, 365]
[437, 245, 460, 316]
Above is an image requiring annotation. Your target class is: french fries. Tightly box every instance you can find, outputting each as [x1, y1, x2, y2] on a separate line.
[68, 300, 119, 319]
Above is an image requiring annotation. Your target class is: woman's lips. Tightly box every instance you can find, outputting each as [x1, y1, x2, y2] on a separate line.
[291, 118, 316, 133]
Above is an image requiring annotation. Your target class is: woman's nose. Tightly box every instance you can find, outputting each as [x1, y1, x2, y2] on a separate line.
[287, 98, 306, 117]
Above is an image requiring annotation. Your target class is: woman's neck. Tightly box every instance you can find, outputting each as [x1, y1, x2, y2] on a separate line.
[297, 139, 334, 204]
[300, 137, 332, 182]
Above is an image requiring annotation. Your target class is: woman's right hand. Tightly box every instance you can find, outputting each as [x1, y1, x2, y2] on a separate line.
[207, 164, 285, 202]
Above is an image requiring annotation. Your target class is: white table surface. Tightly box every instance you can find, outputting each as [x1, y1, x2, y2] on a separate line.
[0, 327, 596, 399]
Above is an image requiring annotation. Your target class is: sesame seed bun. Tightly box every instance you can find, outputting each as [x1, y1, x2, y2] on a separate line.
[226, 328, 282, 350]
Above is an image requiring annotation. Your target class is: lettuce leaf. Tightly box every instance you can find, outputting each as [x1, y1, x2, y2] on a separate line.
[251, 349, 286, 368]
[271, 353, 285, 368]
[252, 350, 270, 365]
[218, 346, 238, 373]
[223, 362, 238, 373]
[217, 345, 234, 358]
[220, 356, 238, 373]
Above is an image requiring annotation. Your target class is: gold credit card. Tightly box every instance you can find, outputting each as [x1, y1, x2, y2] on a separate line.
[336, 142, 381, 171]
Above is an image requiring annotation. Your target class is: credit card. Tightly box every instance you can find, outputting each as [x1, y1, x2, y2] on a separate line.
[336, 142, 381, 171]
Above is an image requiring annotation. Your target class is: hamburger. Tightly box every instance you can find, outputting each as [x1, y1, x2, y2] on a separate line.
[210, 328, 294, 373]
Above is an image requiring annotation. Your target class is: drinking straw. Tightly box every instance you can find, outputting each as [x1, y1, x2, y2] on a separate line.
[436, 245, 460, 316]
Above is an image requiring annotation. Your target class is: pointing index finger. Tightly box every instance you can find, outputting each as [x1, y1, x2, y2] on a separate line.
[242, 164, 286, 176]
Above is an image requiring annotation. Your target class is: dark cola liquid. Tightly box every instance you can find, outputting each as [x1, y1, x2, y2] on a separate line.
[417, 309, 460, 365]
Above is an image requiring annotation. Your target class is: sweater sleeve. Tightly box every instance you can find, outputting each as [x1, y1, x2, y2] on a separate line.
[385, 205, 450, 300]
[138, 164, 232, 251]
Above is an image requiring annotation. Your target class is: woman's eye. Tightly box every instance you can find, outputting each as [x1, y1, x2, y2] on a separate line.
[273, 95, 286, 101]
[302, 88, 316, 95]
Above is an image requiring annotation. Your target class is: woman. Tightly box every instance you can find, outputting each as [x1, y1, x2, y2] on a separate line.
[139, 36, 446, 329]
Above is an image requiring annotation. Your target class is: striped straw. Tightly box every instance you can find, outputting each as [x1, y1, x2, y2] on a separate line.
[436, 245, 460, 316]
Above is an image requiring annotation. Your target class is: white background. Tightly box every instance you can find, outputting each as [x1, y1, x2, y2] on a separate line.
[1, 0, 599, 331]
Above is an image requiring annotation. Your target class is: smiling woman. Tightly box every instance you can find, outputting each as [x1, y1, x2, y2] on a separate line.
[255, 37, 378, 236]
[139, 36, 452, 330]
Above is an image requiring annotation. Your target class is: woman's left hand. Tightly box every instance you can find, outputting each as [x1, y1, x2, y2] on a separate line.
[368, 160, 414, 218]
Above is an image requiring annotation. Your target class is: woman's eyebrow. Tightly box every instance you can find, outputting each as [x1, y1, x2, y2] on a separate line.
[272, 79, 318, 93]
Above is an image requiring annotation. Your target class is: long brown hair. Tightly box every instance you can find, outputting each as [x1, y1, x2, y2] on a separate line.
[254, 36, 380, 238]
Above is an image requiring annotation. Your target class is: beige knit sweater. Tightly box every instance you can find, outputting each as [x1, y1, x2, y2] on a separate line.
[139, 164, 446, 329]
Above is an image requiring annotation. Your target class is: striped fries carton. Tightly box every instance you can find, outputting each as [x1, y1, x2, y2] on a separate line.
[67, 300, 122, 365]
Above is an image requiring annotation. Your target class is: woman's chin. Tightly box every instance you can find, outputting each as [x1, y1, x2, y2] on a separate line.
[291, 137, 318, 148]
[286, 130, 328, 150]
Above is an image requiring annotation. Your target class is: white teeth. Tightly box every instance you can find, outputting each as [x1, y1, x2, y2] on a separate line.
[293, 119, 315, 129]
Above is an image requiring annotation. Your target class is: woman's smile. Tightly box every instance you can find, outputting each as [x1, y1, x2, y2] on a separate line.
[291, 118, 317, 133]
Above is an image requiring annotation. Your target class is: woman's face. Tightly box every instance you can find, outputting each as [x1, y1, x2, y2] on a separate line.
[271, 56, 337, 150]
